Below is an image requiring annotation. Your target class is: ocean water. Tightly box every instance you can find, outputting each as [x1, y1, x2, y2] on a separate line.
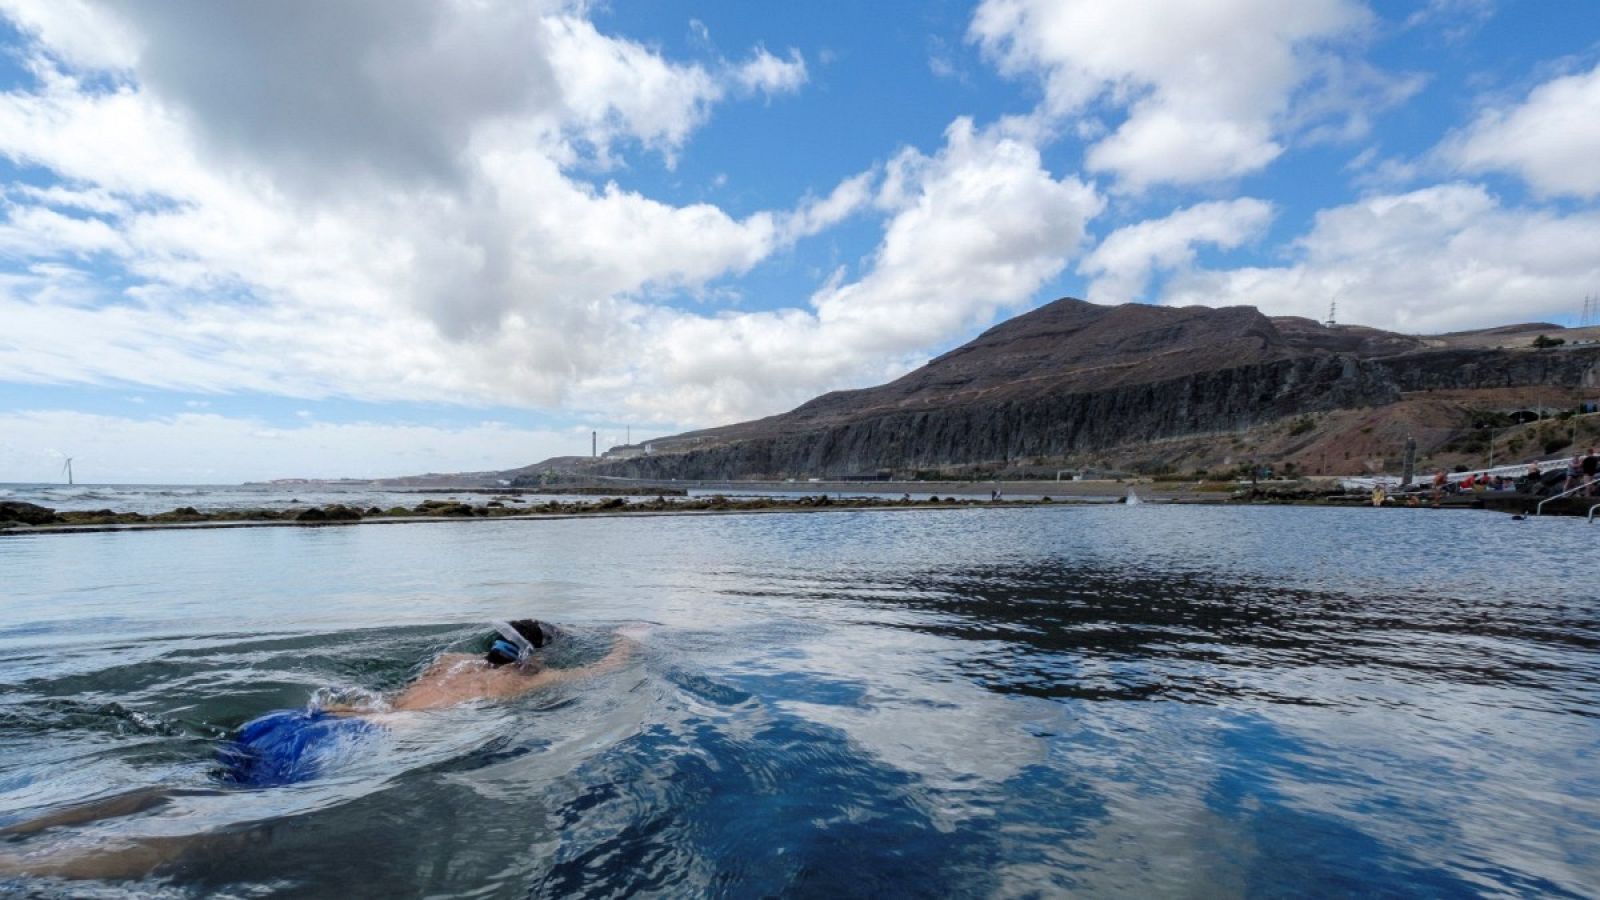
[0, 505, 1596, 897]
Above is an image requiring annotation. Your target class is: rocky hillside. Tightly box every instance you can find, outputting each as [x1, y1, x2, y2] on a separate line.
[544, 299, 1600, 480]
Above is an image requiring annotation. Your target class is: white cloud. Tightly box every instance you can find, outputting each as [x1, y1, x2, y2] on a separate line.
[1159, 184, 1600, 332]
[817, 118, 1101, 350]
[3, 1, 733, 180]
[0, 1, 861, 425]
[543, 12, 723, 161]
[777, 171, 875, 243]
[1442, 62, 1600, 199]
[969, 0, 1379, 189]
[733, 46, 808, 97]
[1404, 0, 1496, 42]
[0, 203, 128, 258]
[0, 0, 140, 71]
[12, 183, 131, 216]
[0, 410, 583, 484]
[0, 1, 1116, 435]
[634, 118, 1104, 422]
[1086, 111, 1281, 187]
[1080, 198, 1274, 303]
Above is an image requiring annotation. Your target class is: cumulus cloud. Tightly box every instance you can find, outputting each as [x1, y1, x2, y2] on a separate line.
[733, 46, 808, 97]
[0, 0, 865, 426]
[0, 409, 586, 483]
[0, 0, 140, 70]
[1080, 198, 1274, 303]
[4, 1, 729, 184]
[635, 118, 1104, 422]
[816, 119, 1102, 352]
[542, 12, 725, 163]
[969, 0, 1387, 189]
[0, 1, 1114, 432]
[776, 171, 875, 243]
[1442, 62, 1600, 199]
[1160, 184, 1600, 332]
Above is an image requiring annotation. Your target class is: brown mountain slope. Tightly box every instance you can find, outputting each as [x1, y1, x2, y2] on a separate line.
[545, 299, 1600, 480]
[660, 299, 1296, 446]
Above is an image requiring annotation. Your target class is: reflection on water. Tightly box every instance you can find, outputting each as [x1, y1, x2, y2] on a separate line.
[1, 505, 1597, 897]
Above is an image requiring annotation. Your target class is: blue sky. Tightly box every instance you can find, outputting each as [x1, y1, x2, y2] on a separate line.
[0, 0, 1597, 483]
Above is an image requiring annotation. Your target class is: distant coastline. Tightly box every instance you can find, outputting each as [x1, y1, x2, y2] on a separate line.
[2, 493, 1104, 537]
[9, 473, 1586, 537]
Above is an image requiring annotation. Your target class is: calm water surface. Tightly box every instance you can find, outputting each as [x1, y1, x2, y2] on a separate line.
[0, 505, 1596, 897]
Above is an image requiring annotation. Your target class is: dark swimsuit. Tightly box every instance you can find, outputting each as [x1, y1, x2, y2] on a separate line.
[216, 709, 377, 787]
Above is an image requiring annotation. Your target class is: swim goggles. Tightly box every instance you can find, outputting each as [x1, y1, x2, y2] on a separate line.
[487, 638, 523, 664]
[489, 620, 537, 666]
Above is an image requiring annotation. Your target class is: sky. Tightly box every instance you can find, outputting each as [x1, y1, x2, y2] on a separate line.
[0, 0, 1597, 484]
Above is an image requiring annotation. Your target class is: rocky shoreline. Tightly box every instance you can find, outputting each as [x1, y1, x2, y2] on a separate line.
[0, 493, 1113, 535]
[5, 480, 1590, 536]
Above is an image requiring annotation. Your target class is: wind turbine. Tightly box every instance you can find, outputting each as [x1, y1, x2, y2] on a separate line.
[61, 457, 74, 486]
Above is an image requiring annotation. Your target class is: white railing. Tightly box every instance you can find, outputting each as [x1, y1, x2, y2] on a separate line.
[1536, 481, 1596, 516]
[1441, 455, 1577, 485]
[1589, 503, 1600, 524]
[1347, 454, 1584, 493]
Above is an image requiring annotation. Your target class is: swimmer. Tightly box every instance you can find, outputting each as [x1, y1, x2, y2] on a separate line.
[1, 620, 635, 880]
[219, 619, 629, 786]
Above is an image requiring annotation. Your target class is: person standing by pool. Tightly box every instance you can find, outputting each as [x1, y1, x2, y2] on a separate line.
[1564, 453, 1585, 494]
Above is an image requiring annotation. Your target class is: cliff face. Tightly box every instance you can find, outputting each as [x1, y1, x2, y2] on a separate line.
[673, 300, 1296, 445]
[585, 299, 1600, 480]
[1382, 346, 1600, 392]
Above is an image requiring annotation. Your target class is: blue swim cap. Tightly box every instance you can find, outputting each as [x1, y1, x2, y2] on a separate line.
[487, 638, 522, 665]
[485, 620, 552, 666]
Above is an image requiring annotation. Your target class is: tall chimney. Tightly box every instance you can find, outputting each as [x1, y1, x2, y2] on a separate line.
[592, 431, 597, 458]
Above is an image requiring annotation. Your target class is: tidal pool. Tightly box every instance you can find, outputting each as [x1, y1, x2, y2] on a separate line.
[1, 504, 1595, 897]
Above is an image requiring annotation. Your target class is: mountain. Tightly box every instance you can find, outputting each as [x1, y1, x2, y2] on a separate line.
[526, 298, 1600, 481]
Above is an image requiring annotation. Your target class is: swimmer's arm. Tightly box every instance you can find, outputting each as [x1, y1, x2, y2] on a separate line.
[504, 632, 635, 696]
[394, 638, 637, 708]
[567, 630, 635, 678]
[0, 787, 190, 837]
[588, 631, 635, 675]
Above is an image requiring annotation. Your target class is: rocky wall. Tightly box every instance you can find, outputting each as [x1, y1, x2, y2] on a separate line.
[596, 347, 1600, 480]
